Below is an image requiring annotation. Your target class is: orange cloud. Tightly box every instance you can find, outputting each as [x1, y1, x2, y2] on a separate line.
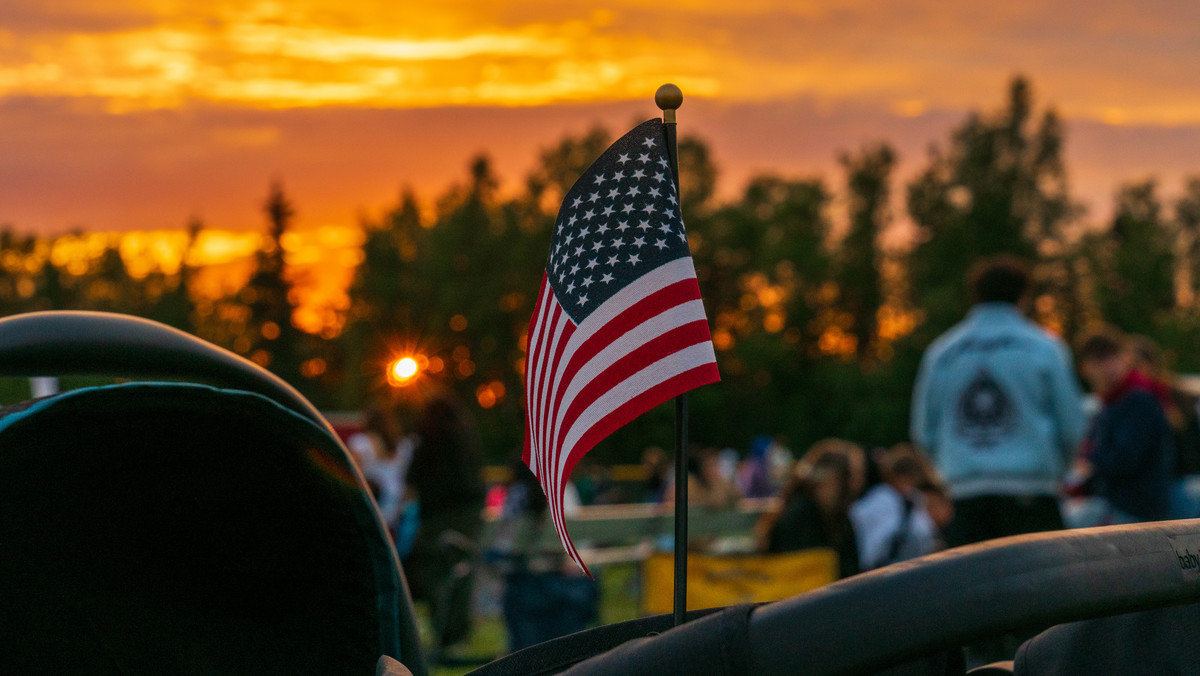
[3, 0, 1198, 125]
[5, 0, 1200, 241]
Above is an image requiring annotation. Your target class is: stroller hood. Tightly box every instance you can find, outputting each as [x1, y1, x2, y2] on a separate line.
[0, 382, 405, 675]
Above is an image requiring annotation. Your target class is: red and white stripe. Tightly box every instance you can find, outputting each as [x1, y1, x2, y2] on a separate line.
[523, 257, 719, 574]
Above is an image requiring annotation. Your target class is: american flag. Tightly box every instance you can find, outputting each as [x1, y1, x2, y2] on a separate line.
[523, 119, 720, 575]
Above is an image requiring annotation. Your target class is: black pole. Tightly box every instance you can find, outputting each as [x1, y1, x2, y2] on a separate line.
[673, 392, 688, 627]
[655, 83, 688, 628]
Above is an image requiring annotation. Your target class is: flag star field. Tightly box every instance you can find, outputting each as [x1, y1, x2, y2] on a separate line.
[546, 123, 691, 324]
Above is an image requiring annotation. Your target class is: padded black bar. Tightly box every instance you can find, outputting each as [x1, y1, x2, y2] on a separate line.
[560, 521, 1200, 675]
[562, 605, 756, 676]
[468, 606, 729, 676]
[747, 519, 1200, 676]
[0, 311, 325, 429]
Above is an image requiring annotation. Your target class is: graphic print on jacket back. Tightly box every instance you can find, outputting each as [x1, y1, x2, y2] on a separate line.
[955, 368, 1016, 448]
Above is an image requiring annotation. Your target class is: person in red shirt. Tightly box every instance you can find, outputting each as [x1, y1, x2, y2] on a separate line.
[1073, 327, 1175, 524]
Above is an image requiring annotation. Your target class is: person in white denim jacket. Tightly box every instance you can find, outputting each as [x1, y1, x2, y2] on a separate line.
[911, 255, 1086, 548]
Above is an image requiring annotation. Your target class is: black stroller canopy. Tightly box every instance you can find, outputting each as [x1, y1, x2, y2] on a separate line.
[0, 382, 403, 675]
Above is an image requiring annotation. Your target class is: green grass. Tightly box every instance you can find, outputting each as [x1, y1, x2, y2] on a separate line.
[428, 562, 644, 676]
[597, 562, 642, 625]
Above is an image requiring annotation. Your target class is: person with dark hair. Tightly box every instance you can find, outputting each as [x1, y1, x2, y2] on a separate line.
[1073, 326, 1175, 524]
[850, 445, 944, 570]
[738, 435, 788, 499]
[404, 393, 487, 652]
[1128, 334, 1200, 518]
[911, 255, 1085, 548]
[640, 446, 670, 503]
[968, 254, 1032, 305]
[682, 446, 741, 508]
[758, 439, 865, 579]
[912, 255, 1087, 668]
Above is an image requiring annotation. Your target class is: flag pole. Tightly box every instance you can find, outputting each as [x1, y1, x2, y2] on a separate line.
[655, 83, 689, 628]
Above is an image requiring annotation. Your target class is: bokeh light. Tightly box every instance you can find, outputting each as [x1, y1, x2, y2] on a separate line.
[388, 356, 420, 386]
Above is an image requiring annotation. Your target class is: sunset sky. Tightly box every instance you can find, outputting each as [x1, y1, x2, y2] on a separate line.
[4, 1, 1200, 235]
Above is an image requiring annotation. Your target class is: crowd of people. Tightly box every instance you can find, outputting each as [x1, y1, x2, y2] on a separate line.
[912, 256, 1200, 544]
[663, 255, 1200, 584]
[647, 438, 953, 580]
[342, 255, 1200, 660]
[345, 393, 487, 658]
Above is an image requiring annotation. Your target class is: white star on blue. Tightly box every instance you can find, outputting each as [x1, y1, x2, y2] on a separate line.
[545, 120, 692, 323]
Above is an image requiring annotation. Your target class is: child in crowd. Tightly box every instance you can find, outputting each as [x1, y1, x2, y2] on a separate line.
[850, 445, 946, 570]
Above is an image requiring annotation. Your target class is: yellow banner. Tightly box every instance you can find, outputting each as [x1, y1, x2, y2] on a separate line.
[642, 548, 838, 615]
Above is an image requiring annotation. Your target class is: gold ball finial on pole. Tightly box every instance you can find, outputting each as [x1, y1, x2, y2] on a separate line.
[655, 83, 683, 124]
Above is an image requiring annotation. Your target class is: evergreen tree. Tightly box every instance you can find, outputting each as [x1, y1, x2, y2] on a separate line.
[907, 77, 1076, 334]
[0, 229, 38, 316]
[1093, 179, 1176, 334]
[338, 189, 427, 407]
[83, 245, 141, 313]
[243, 181, 306, 387]
[690, 173, 832, 446]
[155, 217, 200, 332]
[527, 126, 612, 210]
[677, 136, 718, 219]
[837, 143, 895, 363]
[353, 190, 422, 332]
[1176, 177, 1200, 307]
[34, 259, 68, 311]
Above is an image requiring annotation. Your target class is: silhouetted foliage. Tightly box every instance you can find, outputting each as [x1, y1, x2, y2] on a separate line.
[907, 77, 1074, 335]
[147, 217, 200, 332]
[838, 143, 895, 363]
[10, 76, 1200, 465]
[241, 181, 308, 391]
[1091, 180, 1176, 335]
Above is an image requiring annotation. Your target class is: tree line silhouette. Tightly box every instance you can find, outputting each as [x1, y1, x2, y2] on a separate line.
[3, 76, 1199, 463]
